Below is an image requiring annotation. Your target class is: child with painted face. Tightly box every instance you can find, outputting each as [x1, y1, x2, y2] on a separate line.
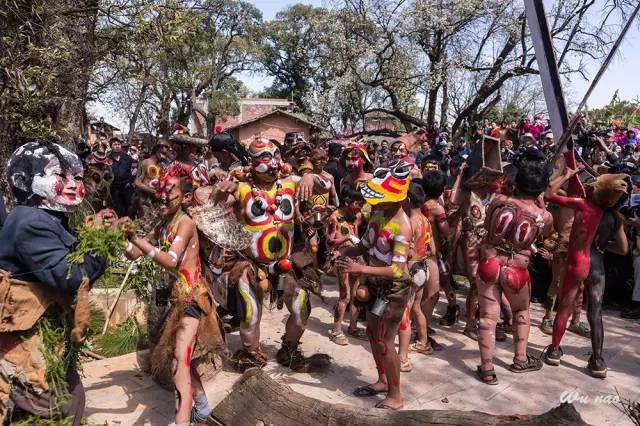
[335, 160, 413, 410]
[123, 169, 223, 425]
[327, 188, 366, 345]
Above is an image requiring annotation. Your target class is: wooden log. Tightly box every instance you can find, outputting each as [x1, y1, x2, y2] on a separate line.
[212, 369, 588, 426]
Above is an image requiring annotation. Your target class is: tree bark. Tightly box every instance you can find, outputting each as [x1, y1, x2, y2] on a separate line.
[440, 79, 449, 128]
[212, 369, 588, 426]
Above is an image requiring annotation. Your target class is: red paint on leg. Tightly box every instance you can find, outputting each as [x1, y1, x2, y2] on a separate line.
[186, 345, 192, 367]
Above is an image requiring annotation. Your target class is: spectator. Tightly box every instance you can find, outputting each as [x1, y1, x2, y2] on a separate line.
[325, 143, 346, 190]
[109, 137, 135, 217]
[414, 141, 431, 167]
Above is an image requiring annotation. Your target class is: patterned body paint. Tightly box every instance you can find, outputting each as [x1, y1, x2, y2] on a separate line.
[236, 180, 296, 263]
[154, 213, 200, 295]
[362, 212, 409, 280]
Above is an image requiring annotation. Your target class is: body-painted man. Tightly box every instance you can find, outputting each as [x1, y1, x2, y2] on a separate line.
[449, 164, 502, 340]
[215, 138, 331, 372]
[544, 153, 629, 377]
[0, 141, 107, 425]
[398, 183, 439, 372]
[296, 148, 339, 258]
[540, 194, 589, 336]
[476, 163, 553, 384]
[339, 142, 373, 193]
[421, 170, 459, 326]
[123, 167, 224, 425]
[336, 160, 413, 410]
[327, 188, 366, 345]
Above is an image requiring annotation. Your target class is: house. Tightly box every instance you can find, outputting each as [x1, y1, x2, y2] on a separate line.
[190, 97, 297, 138]
[363, 112, 397, 132]
[225, 109, 322, 148]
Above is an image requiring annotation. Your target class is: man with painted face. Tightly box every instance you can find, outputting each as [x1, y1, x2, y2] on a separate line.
[215, 137, 332, 372]
[0, 141, 108, 425]
[336, 160, 413, 410]
[340, 142, 373, 193]
[390, 140, 422, 180]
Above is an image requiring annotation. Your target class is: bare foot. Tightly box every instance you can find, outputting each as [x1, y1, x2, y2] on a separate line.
[375, 396, 403, 410]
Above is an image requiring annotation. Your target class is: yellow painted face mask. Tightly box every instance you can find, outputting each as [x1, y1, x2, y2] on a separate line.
[361, 160, 411, 205]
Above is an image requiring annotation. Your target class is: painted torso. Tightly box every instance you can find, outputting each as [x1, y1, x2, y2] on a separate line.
[410, 212, 433, 260]
[236, 180, 296, 263]
[363, 211, 408, 267]
[154, 212, 201, 294]
[485, 194, 549, 255]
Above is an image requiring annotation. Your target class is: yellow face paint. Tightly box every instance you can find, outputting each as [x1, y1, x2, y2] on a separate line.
[361, 160, 411, 205]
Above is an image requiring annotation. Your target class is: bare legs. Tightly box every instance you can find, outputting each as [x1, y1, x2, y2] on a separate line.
[333, 272, 360, 335]
[365, 301, 405, 409]
[237, 269, 262, 352]
[173, 316, 200, 424]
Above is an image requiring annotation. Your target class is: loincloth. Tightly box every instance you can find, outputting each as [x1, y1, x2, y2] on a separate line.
[150, 280, 226, 387]
[365, 277, 411, 319]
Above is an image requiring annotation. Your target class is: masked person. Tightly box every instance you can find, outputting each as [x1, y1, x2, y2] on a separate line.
[122, 167, 224, 425]
[474, 163, 552, 385]
[0, 141, 108, 425]
[544, 153, 629, 378]
[215, 137, 331, 372]
[336, 160, 413, 410]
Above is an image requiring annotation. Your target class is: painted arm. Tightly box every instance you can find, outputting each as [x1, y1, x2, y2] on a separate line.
[131, 218, 193, 270]
[545, 169, 585, 210]
[326, 215, 350, 248]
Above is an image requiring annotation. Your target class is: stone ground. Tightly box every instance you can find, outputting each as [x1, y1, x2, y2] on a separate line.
[83, 277, 640, 425]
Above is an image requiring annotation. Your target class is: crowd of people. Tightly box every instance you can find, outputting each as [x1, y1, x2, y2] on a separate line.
[1, 114, 639, 425]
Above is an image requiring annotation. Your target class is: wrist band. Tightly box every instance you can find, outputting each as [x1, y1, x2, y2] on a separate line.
[125, 242, 134, 253]
[146, 248, 157, 259]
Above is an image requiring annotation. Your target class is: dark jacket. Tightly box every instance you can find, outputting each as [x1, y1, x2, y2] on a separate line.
[110, 152, 134, 189]
[0, 196, 6, 231]
[0, 206, 106, 293]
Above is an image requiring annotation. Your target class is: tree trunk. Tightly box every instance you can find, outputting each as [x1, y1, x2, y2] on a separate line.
[212, 369, 587, 426]
[427, 85, 439, 127]
[127, 83, 149, 143]
[440, 79, 449, 128]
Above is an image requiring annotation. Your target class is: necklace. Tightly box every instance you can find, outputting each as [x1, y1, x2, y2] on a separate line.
[249, 175, 283, 219]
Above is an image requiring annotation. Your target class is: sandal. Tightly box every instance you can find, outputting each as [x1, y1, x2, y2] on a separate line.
[476, 366, 499, 385]
[329, 330, 349, 346]
[353, 385, 386, 397]
[347, 327, 368, 340]
[408, 341, 434, 355]
[509, 353, 543, 373]
[567, 321, 590, 338]
[400, 359, 412, 372]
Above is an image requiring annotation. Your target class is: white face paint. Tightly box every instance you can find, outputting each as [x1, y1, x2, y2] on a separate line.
[30, 146, 84, 212]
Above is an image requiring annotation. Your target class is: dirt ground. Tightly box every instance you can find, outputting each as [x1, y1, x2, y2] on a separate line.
[83, 277, 640, 425]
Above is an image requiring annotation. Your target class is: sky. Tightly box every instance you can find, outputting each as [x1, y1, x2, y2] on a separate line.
[91, 0, 640, 129]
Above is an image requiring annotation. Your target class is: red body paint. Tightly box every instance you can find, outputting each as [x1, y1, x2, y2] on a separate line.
[186, 345, 192, 366]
